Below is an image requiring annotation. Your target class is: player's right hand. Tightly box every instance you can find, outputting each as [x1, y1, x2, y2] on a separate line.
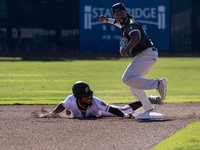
[99, 15, 108, 23]
[38, 112, 55, 118]
[38, 114, 49, 118]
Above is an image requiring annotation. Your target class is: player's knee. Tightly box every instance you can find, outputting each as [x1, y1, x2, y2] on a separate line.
[122, 76, 129, 85]
[122, 75, 138, 86]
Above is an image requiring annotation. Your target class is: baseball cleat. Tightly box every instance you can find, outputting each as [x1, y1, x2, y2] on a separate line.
[66, 109, 71, 115]
[135, 111, 164, 120]
[148, 94, 163, 105]
[135, 107, 164, 120]
[156, 78, 167, 101]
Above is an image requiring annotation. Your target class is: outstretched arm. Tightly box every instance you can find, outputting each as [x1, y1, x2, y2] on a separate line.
[99, 15, 122, 28]
[99, 15, 108, 23]
[38, 103, 66, 118]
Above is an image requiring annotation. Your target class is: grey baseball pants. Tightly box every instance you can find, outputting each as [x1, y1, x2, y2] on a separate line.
[122, 47, 159, 111]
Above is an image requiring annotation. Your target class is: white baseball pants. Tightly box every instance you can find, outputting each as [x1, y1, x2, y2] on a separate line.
[122, 47, 159, 111]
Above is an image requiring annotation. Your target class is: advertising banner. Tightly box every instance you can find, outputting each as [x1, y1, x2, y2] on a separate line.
[80, 0, 170, 52]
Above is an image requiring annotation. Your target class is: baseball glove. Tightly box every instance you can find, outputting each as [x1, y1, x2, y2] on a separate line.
[119, 37, 128, 57]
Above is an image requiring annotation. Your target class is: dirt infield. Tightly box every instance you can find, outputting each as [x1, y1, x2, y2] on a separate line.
[0, 103, 200, 150]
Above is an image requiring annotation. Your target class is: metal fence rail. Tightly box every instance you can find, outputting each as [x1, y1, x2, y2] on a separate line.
[0, 0, 79, 52]
[170, 0, 200, 52]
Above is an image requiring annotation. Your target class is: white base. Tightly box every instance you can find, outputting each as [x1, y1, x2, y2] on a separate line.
[135, 112, 164, 120]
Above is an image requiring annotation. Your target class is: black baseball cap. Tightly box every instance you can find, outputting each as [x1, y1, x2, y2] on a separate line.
[112, 3, 126, 14]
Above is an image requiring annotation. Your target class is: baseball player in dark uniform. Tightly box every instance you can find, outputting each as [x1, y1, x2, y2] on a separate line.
[38, 81, 163, 119]
[99, 3, 167, 119]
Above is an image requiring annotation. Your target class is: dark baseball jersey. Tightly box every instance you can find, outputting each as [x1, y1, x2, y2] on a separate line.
[121, 18, 153, 55]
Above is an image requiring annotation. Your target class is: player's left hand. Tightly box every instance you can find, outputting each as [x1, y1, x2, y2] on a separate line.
[124, 113, 132, 118]
[120, 49, 127, 55]
[120, 37, 128, 57]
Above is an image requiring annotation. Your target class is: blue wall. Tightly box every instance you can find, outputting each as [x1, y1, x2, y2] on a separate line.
[80, 0, 170, 52]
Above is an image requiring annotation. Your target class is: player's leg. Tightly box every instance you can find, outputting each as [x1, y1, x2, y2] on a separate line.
[122, 48, 158, 110]
[129, 86, 153, 111]
[122, 48, 158, 90]
[101, 105, 130, 117]
[101, 101, 143, 117]
[101, 98, 162, 118]
[122, 48, 167, 101]
[121, 48, 165, 119]
[128, 87, 164, 119]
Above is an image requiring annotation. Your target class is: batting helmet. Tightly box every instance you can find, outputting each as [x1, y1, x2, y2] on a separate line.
[72, 81, 93, 100]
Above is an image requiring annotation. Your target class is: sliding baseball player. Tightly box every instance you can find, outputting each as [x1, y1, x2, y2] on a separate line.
[39, 81, 163, 119]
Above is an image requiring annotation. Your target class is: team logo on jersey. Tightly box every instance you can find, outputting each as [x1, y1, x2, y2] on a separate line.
[80, 109, 86, 117]
[85, 87, 89, 92]
[100, 102, 107, 106]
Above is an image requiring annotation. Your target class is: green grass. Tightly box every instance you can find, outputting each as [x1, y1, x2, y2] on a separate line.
[0, 57, 200, 104]
[152, 122, 200, 150]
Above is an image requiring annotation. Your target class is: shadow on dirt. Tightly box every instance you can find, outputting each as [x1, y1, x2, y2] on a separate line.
[137, 119, 174, 123]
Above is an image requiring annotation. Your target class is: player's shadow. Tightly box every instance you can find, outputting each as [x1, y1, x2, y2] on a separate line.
[137, 119, 174, 123]
[67, 117, 103, 121]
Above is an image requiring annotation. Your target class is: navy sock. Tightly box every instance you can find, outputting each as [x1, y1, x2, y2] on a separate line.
[128, 101, 142, 111]
[158, 81, 160, 86]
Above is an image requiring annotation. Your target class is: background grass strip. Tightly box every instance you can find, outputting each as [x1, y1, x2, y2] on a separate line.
[0, 57, 200, 104]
